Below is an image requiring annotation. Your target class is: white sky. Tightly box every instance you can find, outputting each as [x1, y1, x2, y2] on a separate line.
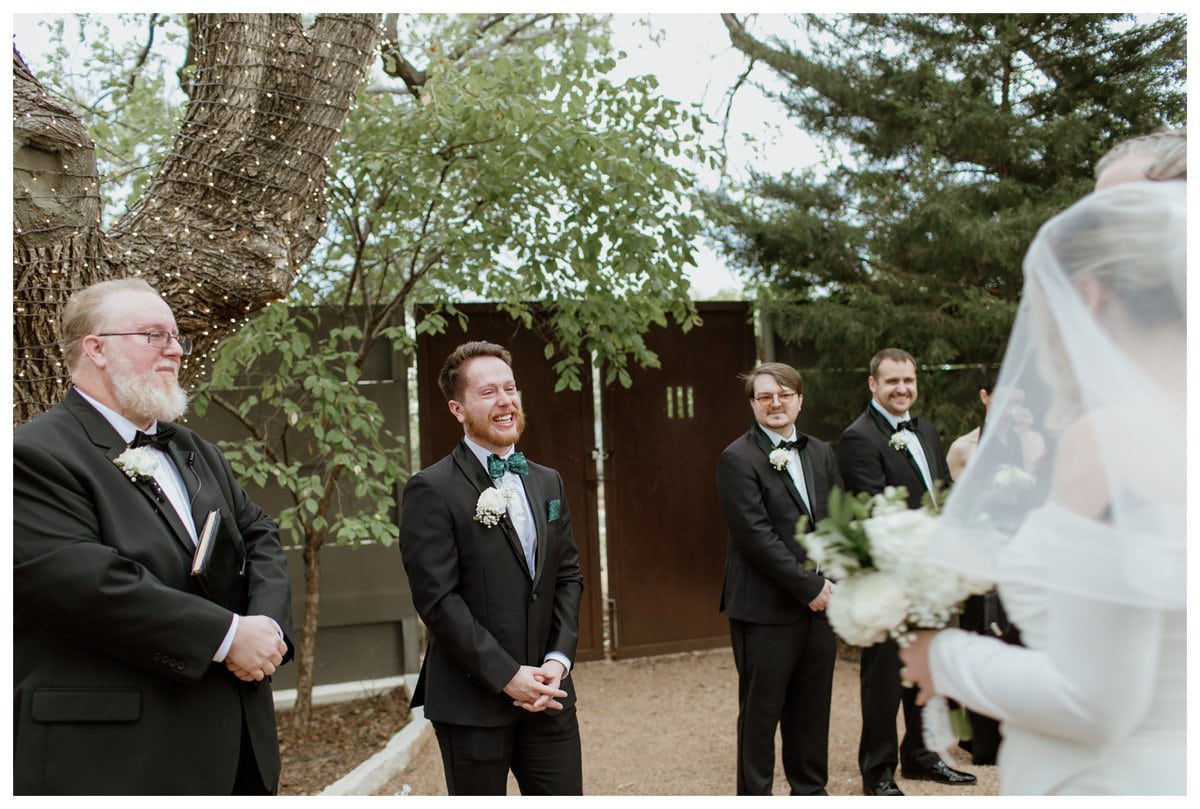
[8, 4, 1186, 298]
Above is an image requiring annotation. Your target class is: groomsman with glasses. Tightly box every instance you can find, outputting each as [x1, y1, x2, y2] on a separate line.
[716, 362, 841, 795]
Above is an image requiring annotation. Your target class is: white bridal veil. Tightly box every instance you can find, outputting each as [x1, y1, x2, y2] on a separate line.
[931, 180, 1186, 611]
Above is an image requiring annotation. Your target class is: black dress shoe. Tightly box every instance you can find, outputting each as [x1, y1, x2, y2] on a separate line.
[863, 780, 905, 796]
[902, 760, 977, 785]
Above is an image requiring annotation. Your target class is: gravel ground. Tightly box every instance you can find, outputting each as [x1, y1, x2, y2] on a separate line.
[379, 646, 998, 796]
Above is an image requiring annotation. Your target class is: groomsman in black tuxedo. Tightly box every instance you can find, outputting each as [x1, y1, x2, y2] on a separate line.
[836, 347, 975, 795]
[716, 362, 841, 795]
[13, 278, 293, 794]
[399, 341, 584, 795]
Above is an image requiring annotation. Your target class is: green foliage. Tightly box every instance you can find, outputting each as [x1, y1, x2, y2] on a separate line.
[192, 292, 403, 550]
[713, 13, 1186, 433]
[313, 13, 706, 393]
[27, 13, 711, 557]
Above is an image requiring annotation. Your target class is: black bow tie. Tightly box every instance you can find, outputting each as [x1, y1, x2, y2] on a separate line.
[130, 424, 176, 452]
[778, 435, 808, 451]
[895, 418, 918, 432]
[487, 452, 528, 478]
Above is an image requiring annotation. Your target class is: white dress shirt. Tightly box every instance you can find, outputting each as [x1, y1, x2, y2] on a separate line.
[759, 424, 813, 516]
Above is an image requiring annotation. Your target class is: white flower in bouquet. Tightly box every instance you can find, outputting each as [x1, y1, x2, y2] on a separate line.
[474, 486, 513, 527]
[802, 531, 860, 581]
[992, 463, 1035, 490]
[868, 486, 911, 516]
[114, 447, 159, 482]
[768, 447, 790, 471]
[888, 432, 909, 451]
[862, 506, 937, 575]
[826, 570, 910, 647]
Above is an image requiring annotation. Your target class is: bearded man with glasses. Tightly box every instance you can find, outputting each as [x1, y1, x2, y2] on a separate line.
[716, 362, 842, 795]
[13, 278, 294, 794]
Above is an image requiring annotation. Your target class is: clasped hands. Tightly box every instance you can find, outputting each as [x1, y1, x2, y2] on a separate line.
[808, 578, 834, 612]
[503, 660, 568, 713]
[225, 614, 287, 682]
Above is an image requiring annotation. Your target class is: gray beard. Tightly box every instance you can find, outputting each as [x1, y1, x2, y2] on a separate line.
[110, 353, 189, 425]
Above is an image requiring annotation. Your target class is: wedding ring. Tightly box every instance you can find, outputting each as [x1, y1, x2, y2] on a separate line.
[899, 667, 914, 688]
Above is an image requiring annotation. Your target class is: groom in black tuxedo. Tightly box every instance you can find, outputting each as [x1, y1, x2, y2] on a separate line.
[399, 340, 584, 795]
[13, 278, 293, 794]
[835, 347, 974, 795]
[716, 362, 840, 795]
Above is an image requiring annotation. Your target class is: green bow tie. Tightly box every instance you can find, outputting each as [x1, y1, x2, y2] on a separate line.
[487, 452, 528, 478]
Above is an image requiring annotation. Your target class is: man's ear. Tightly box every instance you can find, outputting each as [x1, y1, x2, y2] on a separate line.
[867, 374, 878, 394]
[447, 399, 466, 425]
[80, 335, 109, 369]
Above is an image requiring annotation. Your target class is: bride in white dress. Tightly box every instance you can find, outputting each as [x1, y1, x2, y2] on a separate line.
[899, 180, 1185, 795]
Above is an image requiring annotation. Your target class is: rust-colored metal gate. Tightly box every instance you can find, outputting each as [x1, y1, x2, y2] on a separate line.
[415, 305, 605, 661]
[414, 302, 755, 661]
[600, 303, 755, 657]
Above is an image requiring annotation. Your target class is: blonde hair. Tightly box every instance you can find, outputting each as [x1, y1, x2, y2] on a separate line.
[1095, 128, 1186, 182]
[60, 277, 160, 372]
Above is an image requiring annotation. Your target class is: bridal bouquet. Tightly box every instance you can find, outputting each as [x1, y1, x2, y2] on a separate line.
[798, 485, 992, 752]
[798, 485, 990, 646]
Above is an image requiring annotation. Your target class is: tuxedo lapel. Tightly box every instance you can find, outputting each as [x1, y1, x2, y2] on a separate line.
[797, 444, 818, 522]
[64, 391, 196, 557]
[522, 468, 550, 587]
[750, 426, 811, 521]
[451, 441, 531, 580]
[866, 406, 927, 488]
[167, 439, 215, 532]
[137, 478, 198, 556]
[915, 422, 941, 486]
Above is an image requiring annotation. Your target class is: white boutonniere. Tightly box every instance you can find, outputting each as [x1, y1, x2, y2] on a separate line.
[115, 446, 159, 482]
[768, 447, 790, 471]
[889, 432, 909, 451]
[474, 486, 513, 527]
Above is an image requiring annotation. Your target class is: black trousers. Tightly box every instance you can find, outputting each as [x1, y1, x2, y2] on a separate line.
[432, 706, 582, 796]
[232, 711, 275, 795]
[857, 638, 941, 785]
[729, 616, 836, 795]
[957, 591, 1021, 765]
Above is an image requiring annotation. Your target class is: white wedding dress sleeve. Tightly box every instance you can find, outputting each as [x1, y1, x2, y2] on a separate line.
[928, 509, 1185, 795]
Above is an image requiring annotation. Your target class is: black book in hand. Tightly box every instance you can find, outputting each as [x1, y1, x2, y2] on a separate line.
[191, 510, 248, 611]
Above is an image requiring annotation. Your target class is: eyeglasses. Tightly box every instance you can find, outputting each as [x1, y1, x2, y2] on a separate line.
[97, 330, 194, 356]
[753, 391, 798, 405]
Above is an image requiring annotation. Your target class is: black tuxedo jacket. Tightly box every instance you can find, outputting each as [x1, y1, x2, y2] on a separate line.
[836, 405, 951, 508]
[13, 388, 294, 795]
[399, 440, 584, 727]
[717, 425, 843, 624]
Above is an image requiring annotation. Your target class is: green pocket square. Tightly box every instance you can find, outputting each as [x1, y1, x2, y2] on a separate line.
[547, 499, 562, 521]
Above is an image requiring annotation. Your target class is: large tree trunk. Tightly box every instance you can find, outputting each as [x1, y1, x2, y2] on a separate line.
[12, 13, 382, 424]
